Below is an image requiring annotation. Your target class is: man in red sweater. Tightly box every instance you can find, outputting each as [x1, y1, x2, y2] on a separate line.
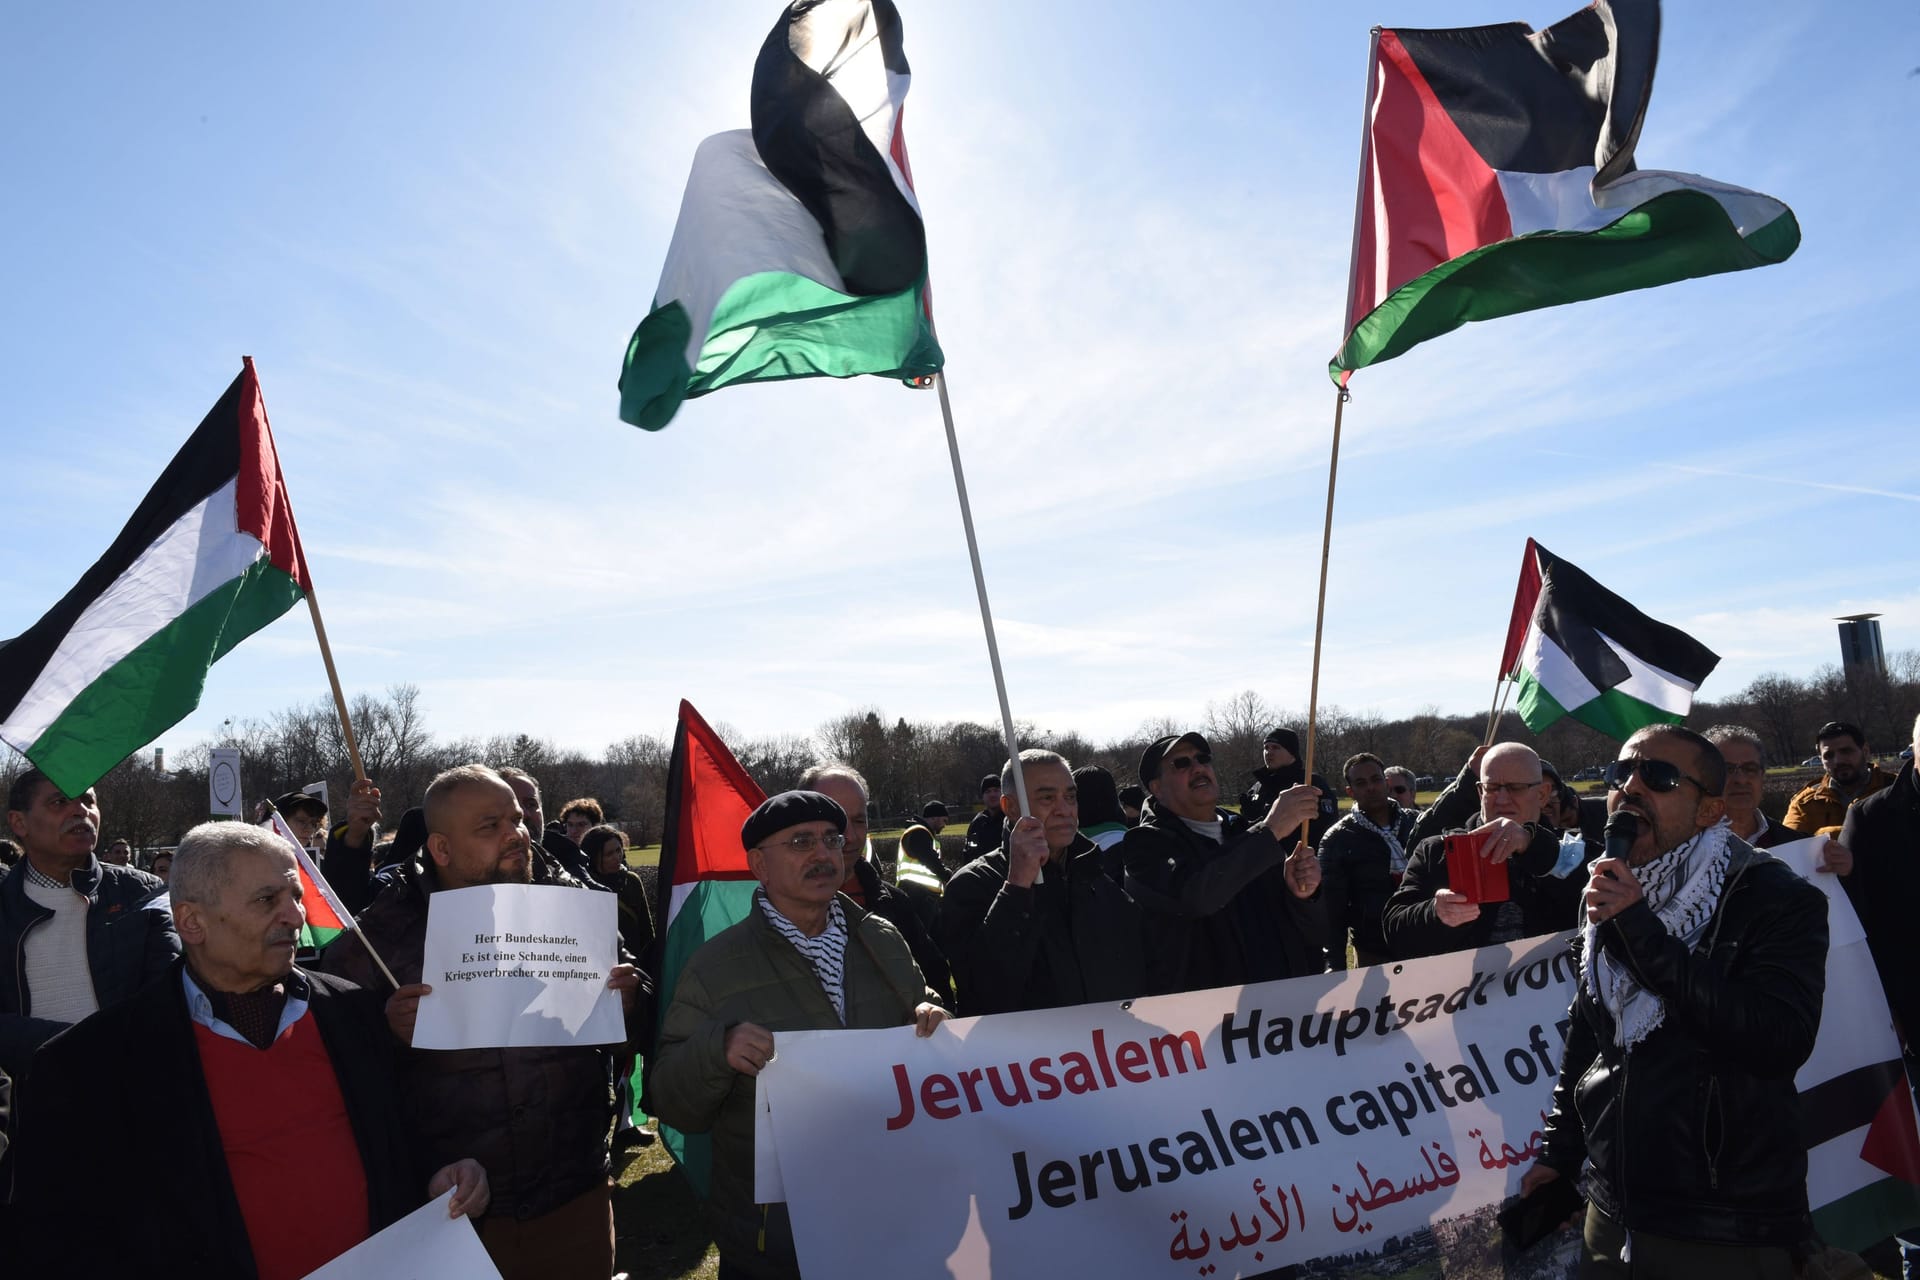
[10, 821, 488, 1279]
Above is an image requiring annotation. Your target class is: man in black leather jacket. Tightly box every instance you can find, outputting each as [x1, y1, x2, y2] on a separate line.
[1523, 726, 1827, 1278]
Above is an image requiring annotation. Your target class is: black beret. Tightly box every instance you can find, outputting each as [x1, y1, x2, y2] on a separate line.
[741, 790, 847, 852]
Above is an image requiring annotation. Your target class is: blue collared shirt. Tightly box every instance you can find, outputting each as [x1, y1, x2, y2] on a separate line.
[182, 966, 313, 1047]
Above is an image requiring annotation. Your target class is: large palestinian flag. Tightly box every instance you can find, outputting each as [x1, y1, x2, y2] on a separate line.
[642, 699, 767, 1195]
[1776, 839, 1920, 1249]
[1331, 0, 1800, 384]
[618, 0, 942, 431]
[1499, 538, 1718, 741]
[0, 359, 311, 795]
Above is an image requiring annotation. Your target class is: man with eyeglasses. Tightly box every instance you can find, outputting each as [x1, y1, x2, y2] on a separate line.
[1785, 720, 1898, 840]
[1382, 742, 1591, 960]
[940, 750, 1145, 1016]
[1523, 726, 1827, 1278]
[652, 790, 946, 1280]
[1119, 732, 1326, 994]
[1702, 725, 1792, 849]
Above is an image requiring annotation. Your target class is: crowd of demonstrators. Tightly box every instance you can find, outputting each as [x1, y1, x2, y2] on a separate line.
[1318, 752, 1417, 970]
[652, 789, 947, 1280]
[11, 821, 489, 1276]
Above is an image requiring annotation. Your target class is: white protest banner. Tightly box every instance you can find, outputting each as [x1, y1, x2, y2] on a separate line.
[412, 883, 625, 1051]
[208, 747, 242, 817]
[762, 933, 1577, 1278]
[300, 1189, 500, 1280]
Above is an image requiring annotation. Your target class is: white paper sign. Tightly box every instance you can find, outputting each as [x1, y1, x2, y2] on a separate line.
[208, 748, 242, 817]
[300, 1188, 500, 1280]
[412, 884, 625, 1050]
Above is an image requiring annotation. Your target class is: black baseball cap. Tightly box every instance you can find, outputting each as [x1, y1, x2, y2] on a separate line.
[1140, 732, 1209, 785]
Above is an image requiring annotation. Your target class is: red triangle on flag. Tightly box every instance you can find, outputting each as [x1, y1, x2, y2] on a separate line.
[1860, 1074, 1920, 1186]
[664, 699, 766, 889]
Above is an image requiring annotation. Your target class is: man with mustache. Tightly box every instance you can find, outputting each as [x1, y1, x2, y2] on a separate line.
[1523, 725, 1827, 1278]
[1785, 720, 1898, 839]
[12, 822, 488, 1276]
[321, 764, 647, 1280]
[1703, 724, 1793, 849]
[1119, 731, 1327, 993]
[652, 790, 947, 1279]
[0, 769, 176, 1084]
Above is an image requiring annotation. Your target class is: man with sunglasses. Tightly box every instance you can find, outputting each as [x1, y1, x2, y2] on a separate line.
[1119, 732, 1327, 994]
[1523, 726, 1827, 1278]
[1785, 721, 1898, 840]
[1383, 743, 1591, 959]
[652, 790, 946, 1280]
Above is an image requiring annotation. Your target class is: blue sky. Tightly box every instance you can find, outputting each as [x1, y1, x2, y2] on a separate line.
[2, 2, 1916, 759]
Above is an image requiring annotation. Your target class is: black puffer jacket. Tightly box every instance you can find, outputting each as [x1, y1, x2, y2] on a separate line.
[1317, 804, 1415, 968]
[1538, 839, 1827, 1248]
[319, 854, 642, 1223]
[1839, 758, 1920, 1048]
[940, 834, 1145, 1016]
[1119, 797, 1326, 994]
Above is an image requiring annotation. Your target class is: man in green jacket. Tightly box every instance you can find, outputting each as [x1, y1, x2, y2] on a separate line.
[651, 790, 947, 1280]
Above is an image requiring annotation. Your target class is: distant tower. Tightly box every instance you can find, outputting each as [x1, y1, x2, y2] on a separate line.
[1836, 613, 1888, 685]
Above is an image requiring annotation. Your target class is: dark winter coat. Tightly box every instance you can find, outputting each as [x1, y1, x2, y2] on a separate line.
[1381, 821, 1590, 959]
[1839, 758, 1920, 1047]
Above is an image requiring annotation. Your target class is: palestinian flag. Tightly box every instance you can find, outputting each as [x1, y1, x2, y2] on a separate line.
[1331, 0, 1799, 384]
[618, 0, 942, 431]
[265, 809, 352, 950]
[1499, 538, 1718, 740]
[1775, 839, 1920, 1248]
[642, 699, 766, 1196]
[0, 360, 311, 795]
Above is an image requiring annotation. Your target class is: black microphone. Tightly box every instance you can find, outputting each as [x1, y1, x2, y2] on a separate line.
[1602, 810, 1639, 864]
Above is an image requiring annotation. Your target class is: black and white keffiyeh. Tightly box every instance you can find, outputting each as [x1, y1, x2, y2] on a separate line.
[1581, 818, 1733, 1050]
[1348, 807, 1408, 873]
[758, 890, 850, 1024]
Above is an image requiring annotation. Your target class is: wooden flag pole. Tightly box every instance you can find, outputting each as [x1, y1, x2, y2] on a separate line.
[1483, 672, 1513, 745]
[1297, 385, 1350, 844]
[306, 590, 367, 784]
[933, 370, 1030, 818]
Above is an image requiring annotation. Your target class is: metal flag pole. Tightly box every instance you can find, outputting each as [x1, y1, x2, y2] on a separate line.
[932, 370, 1030, 818]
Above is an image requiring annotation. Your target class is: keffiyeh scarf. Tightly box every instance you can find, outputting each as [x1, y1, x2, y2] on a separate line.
[759, 890, 850, 1024]
[1581, 818, 1733, 1051]
[1348, 807, 1408, 873]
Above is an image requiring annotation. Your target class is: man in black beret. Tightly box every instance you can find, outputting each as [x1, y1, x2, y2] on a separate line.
[650, 791, 947, 1280]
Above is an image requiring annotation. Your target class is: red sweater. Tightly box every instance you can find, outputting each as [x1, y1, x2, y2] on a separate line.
[194, 1017, 370, 1280]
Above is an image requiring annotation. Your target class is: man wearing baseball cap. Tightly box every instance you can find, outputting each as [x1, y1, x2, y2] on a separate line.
[1119, 732, 1328, 994]
[651, 790, 946, 1279]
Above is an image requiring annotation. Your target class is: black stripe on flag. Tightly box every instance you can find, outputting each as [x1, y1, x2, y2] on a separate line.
[1800, 1058, 1909, 1151]
[1393, 0, 1658, 183]
[751, 0, 926, 296]
[0, 371, 246, 718]
[1532, 543, 1720, 691]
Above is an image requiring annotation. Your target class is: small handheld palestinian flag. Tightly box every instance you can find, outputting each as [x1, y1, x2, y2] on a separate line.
[263, 807, 401, 987]
[642, 699, 766, 1196]
[618, 0, 943, 430]
[1332, 0, 1800, 384]
[1499, 538, 1718, 741]
[0, 359, 311, 795]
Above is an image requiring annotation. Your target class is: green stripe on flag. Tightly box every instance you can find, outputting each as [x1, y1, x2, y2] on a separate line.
[1812, 1175, 1920, 1253]
[1512, 667, 1683, 742]
[654, 877, 758, 1198]
[27, 558, 305, 793]
[299, 922, 346, 950]
[1331, 189, 1802, 383]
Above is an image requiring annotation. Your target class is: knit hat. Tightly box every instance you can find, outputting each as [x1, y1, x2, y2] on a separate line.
[1264, 727, 1301, 756]
[921, 801, 949, 819]
[741, 790, 847, 851]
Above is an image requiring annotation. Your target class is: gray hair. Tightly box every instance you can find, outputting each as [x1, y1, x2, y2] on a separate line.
[1383, 765, 1416, 792]
[1002, 749, 1071, 793]
[1703, 724, 1765, 761]
[798, 762, 869, 800]
[1479, 742, 1543, 782]
[172, 821, 294, 906]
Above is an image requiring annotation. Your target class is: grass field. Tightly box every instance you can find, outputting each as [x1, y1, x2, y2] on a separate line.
[614, 1133, 718, 1279]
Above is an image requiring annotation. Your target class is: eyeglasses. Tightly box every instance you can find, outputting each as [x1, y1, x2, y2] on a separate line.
[756, 831, 848, 855]
[1724, 761, 1764, 778]
[1168, 751, 1213, 771]
[1477, 780, 1540, 798]
[1389, 785, 1414, 796]
[1603, 757, 1708, 794]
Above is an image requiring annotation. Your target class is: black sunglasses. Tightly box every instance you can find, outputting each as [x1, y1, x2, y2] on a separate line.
[1168, 751, 1213, 771]
[1603, 757, 1706, 794]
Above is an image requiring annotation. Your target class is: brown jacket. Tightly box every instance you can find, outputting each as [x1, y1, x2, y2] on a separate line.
[1783, 763, 1898, 838]
[319, 854, 621, 1223]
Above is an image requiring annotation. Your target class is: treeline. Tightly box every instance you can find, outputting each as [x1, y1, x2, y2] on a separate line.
[6, 650, 1916, 852]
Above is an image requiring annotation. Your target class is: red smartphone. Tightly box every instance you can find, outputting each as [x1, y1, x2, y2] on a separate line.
[1446, 831, 1510, 904]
